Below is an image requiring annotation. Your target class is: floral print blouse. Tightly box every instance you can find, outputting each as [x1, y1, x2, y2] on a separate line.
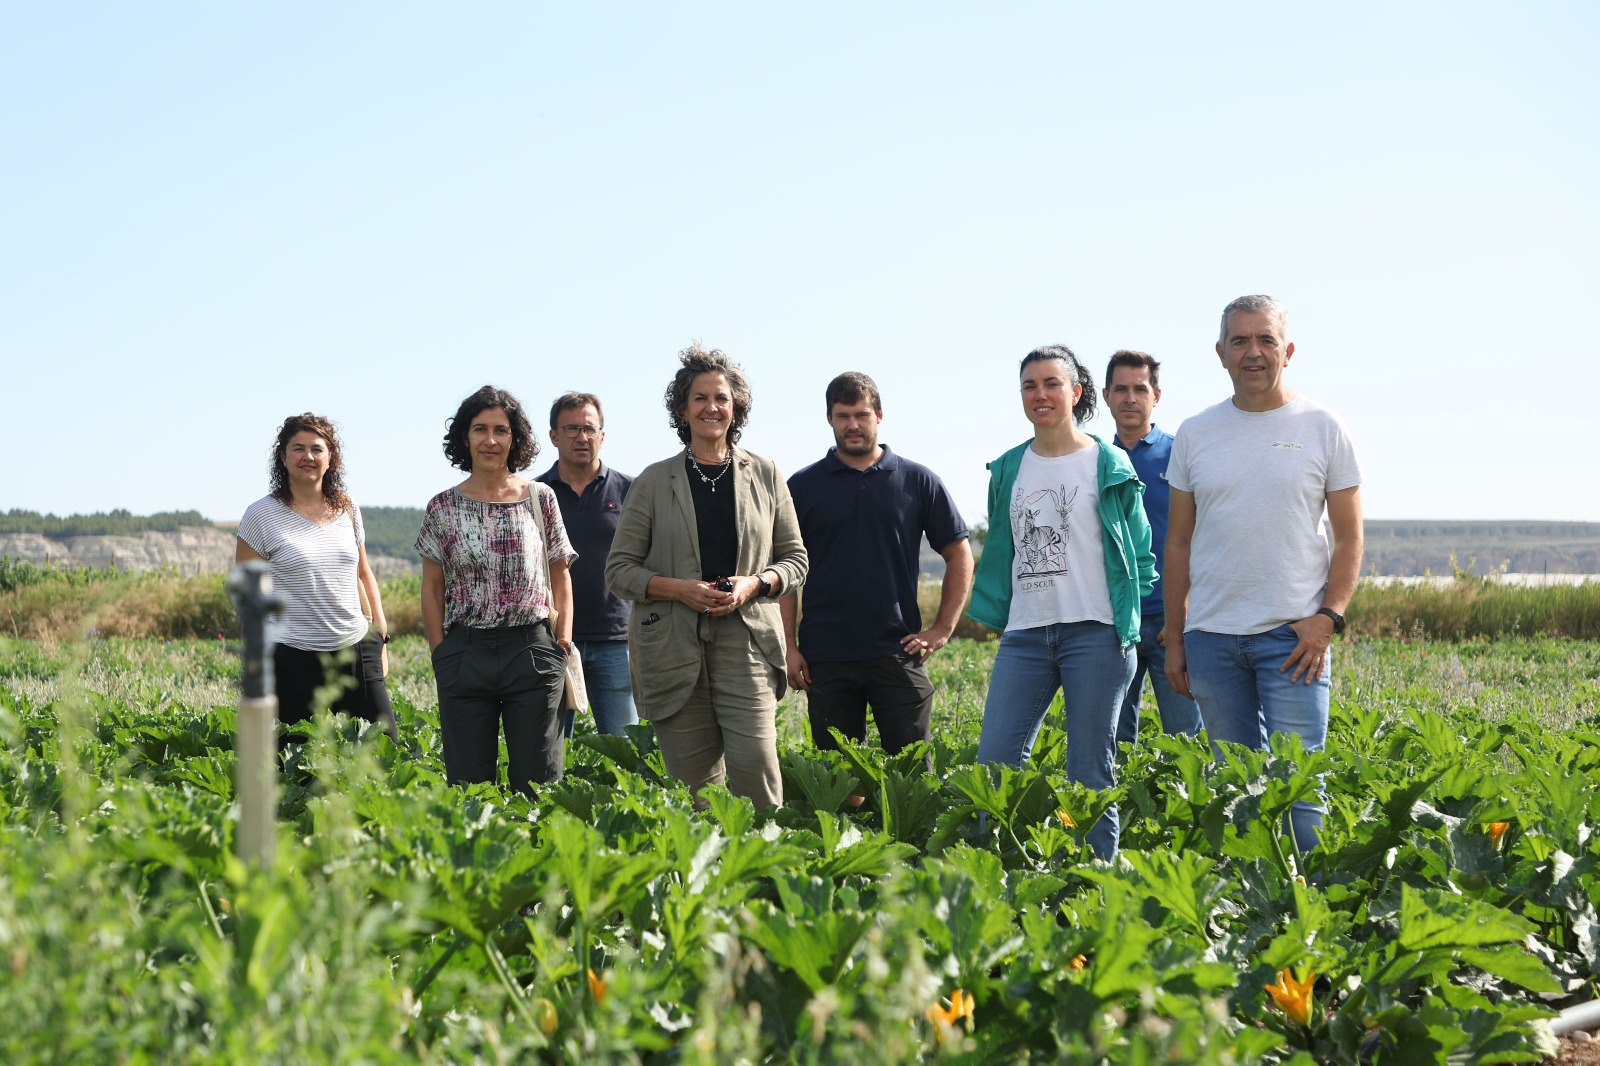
[414, 483, 577, 631]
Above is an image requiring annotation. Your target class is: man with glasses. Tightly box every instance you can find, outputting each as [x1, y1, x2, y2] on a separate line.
[536, 392, 638, 735]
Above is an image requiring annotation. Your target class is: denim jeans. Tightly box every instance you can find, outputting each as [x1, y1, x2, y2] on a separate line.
[1116, 611, 1202, 750]
[976, 621, 1134, 859]
[1183, 624, 1329, 850]
[561, 640, 639, 737]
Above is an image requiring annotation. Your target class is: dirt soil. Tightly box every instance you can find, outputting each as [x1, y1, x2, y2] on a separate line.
[1550, 1034, 1600, 1066]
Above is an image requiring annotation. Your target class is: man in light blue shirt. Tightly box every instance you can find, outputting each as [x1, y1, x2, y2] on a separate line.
[1104, 350, 1202, 747]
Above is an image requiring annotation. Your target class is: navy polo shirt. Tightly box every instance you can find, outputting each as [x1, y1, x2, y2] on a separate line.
[1111, 424, 1174, 614]
[787, 445, 969, 663]
[534, 462, 634, 641]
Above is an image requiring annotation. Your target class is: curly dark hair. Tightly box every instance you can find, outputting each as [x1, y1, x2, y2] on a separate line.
[443, 386, 538, 473]
[1020, 344, 1097, 425]
[269, 413, 351, 512]
[664, 342, 753, 446]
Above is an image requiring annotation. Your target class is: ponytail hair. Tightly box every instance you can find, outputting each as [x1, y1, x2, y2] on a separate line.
[1019, 344, 1097, 424]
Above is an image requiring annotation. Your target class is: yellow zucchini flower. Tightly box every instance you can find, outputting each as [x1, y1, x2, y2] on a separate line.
[1265, 968, 1316, 1027]
[925, 988, 975, 1039]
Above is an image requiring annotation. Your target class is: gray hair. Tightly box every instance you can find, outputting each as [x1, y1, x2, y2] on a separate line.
[1218, 294, 1289, 345]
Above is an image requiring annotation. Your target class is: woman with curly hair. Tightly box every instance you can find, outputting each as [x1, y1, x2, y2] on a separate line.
[236, 413, 398, 743]
[605, 344, 807, 809]
[416, 386, 576, 792]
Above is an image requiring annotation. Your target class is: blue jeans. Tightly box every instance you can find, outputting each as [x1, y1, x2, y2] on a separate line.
[1183, 624, 1329, 850]
[561, 640, 639, 737]
[1116, 611, 1202, 749]
[976, 621, 1135, 859]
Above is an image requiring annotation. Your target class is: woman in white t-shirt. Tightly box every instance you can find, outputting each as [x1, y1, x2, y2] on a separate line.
[236, 413, 397, 744]
[965, 346, 1157, 859]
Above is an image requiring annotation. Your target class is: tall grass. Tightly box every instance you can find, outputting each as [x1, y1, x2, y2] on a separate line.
[917, 577, 1600, 643]
[1346, 578, 1600, 640]
[6, 563, 1596, 642]
[0, 570, 233, 640]
[0, 568, 425, 641]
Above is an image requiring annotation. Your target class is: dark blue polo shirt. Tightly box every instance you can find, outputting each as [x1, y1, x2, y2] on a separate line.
[534, 462, 634, 641]
[1111, 424, 1174, 614]
[787, 445, 969, 663]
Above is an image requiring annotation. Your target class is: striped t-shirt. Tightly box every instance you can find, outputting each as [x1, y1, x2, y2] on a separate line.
[237, 496, 369, 651]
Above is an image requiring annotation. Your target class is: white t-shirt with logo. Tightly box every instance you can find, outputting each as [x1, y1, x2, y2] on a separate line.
[1166, 394, 1363, 636]
[1005, 445, 1113, 631]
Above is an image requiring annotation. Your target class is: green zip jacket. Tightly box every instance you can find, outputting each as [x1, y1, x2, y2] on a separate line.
[968, 436, 1157, 649]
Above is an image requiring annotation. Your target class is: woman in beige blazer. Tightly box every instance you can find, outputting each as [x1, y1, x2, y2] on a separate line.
[605, 343, 807, 809]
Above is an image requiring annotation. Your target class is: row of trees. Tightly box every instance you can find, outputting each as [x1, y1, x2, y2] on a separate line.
[0, 509, 211, 538]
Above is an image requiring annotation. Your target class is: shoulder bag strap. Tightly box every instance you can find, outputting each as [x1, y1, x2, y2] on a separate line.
[349, 504, 373, 624]
[533, 484, 557, 631]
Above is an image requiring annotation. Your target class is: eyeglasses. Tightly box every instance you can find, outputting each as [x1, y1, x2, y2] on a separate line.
[559, 425, 603, 438]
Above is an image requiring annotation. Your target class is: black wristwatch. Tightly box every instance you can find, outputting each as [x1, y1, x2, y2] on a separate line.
[1316, 607, 1346, 635]
[756, 574, 774, 598]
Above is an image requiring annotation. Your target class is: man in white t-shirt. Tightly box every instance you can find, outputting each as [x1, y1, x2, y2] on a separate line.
[1163, 294, 1364, 852]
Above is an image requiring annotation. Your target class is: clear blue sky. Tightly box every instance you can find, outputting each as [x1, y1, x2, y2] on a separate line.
[4, 3, 1597, 526]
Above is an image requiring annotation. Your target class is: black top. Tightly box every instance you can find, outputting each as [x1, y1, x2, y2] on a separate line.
[787, 445, 969, 662]
[533, 462, 635, 641]
[685, 453, 738, 581]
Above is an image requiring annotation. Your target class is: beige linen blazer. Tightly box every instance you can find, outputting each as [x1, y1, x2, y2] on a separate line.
[604, 446, 808, 720]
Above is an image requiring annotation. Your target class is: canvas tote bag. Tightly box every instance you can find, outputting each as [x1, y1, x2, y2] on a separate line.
[533, 485, 589, 713]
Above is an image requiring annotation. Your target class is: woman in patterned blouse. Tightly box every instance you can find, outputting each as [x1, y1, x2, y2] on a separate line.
[416, 386, 577, 792]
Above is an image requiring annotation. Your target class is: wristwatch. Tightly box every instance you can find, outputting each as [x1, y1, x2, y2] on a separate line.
[756, 574, 774, 598]
[1316, 607, 1346, 635]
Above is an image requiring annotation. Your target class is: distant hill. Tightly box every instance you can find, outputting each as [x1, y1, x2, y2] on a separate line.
[360, 506, 426, 562]
[917, 520, 1600, 578]
[1360, 520, 1600, 576]
[0, 506, 426, 578]
[0, 508, 211, 537]
[9, 508, 1596, 578]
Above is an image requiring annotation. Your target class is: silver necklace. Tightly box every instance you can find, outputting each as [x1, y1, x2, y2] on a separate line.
[691, 454, 733, 492]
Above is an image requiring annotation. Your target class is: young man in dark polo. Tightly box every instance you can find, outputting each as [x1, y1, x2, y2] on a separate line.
[535, 391, 637, 736]
[1103, 350, 1202, 748]
[781, 372, 974, 780]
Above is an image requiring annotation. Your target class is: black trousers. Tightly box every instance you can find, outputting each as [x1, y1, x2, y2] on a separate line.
[274, 637, 398, 743]
[806, 654, 935, 764]
[432, 622, 566, 792]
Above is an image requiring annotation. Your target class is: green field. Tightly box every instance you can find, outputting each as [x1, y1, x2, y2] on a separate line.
[5, 561, 1600, 643]
[3, 633, 1598, 1063]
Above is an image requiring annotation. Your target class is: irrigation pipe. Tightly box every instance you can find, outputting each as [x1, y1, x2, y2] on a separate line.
[1553, 999, 1600, 1037]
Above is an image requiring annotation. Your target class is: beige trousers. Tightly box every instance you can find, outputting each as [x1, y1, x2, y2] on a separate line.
[651, 613, 784, 809]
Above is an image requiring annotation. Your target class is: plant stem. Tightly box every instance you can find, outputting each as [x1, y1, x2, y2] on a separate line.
[1267, 824, 1294, 881]
[196, 876, 226, 941]
[413, 930, 463, 997]
[484, 934, 539, 1030]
